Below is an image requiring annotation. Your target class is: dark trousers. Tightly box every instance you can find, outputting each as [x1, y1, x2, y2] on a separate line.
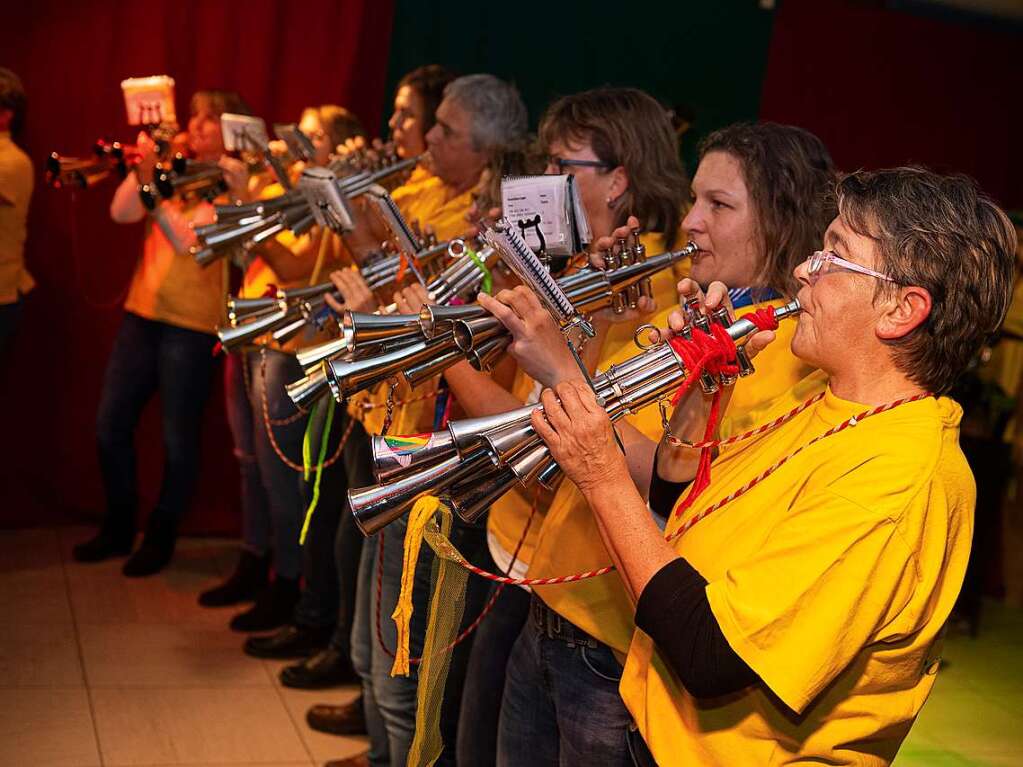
[456, 582, 531, 767]
[294, 403, 364, 634]
[0, 298, 21, 373]
[95, 312, 216, 540]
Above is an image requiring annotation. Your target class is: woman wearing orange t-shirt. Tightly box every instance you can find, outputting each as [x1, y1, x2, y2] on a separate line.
[73, 90, 249, 577]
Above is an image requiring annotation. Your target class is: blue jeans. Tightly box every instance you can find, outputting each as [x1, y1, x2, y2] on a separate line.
[496, 595, 636, 767]
[223, 348, 306, 579]
[95, 312, 217, 539]
[350, 496, 491, 767]
[457, 583, 531, 767]
[224, 352, 270, 556]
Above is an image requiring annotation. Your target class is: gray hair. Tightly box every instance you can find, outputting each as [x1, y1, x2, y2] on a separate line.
[443, 74, 528, 154]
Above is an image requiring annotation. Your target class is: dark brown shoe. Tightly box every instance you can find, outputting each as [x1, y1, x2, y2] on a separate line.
[307, 695, 367, 736]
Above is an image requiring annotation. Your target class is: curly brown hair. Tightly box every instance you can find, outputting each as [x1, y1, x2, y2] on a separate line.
[837, 167, 1017, 394]
[539, 87, 689, 248]
[699, 122, 837, 296]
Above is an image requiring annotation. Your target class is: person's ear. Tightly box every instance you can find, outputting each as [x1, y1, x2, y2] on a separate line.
[876, 285, 931, 341]
[607, 165, 629, 206]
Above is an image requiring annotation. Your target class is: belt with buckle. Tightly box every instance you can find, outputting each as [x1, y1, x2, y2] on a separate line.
[529, 593, 598, 648]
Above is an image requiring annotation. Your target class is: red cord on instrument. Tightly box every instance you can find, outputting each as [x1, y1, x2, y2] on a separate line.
[666, 306, 779, 517]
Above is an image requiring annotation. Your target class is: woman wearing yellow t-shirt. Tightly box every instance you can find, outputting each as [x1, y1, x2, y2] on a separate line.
[200, 107, 367, 653]
[450, 86, 689, 767]
[523, 168, 1015, 766]
[73, 90, 249, 577]
[482, 123, 836, 766]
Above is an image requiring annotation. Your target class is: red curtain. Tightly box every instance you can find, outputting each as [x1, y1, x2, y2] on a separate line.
[0, 0, 395, 532]
[760, 0, 1023, 209]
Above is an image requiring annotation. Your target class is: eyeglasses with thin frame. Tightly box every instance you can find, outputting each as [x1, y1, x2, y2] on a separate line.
[546, 156, 614, 173]
[806, 250, 897, 286]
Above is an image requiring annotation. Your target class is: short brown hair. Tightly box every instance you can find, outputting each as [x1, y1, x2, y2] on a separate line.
[540, 87, 689, 248]
[397, 64, 455, 136]
[302, 104, 365, 148]
[699, 123, 837, 296]
[837, 167, 1017, 394]
[0, 67, 27, 136]
[190, 90, 251, 118]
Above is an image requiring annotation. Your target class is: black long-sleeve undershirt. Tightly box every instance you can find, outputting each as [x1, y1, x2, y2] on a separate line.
[636, 454, 760, 699]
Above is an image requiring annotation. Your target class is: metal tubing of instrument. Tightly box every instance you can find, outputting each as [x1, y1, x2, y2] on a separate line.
[350, 446, 491, 536]
[453, 316, 502, 352]
[419, 304, 487, 338]
[402, 344, 466, 389]
[296, 336, 348, 372]
[326, 334, 459, 401]
[217, 306, 291, 350]
[447, 463, 518, 524]
[446, 404, 536, 454]
[469, 335, 510, 372]
[285, 366, 330, 410]
[229, 302, 284, 328]
[371, 430, 458, 484]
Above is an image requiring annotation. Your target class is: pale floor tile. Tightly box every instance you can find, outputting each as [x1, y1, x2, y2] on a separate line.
[79, 623, 271, 688]
[91, 686, 310, 765]
[0, 621, 83, 686]
[277, 685, 368, 763]
[0, 528, 62, 572]
[0, 686, 101, 767]
[0, 566, 74, 624]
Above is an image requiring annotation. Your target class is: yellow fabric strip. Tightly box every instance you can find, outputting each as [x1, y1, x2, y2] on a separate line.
[390, 495, 442, 677]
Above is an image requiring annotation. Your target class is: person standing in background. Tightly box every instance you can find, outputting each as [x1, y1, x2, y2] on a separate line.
[0, 67, 33, 369]
[73, 90, 249, 577]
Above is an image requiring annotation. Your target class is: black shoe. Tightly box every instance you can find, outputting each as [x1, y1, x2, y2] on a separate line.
[72, 530, 134, 563]
[307, 695, 367, 736]
[199, 550, 270, 607]
[244, 623, 332, 659]
[280, 646, 359, 688]
[122, 535, 176, 577]
[229, 577, 300, 633]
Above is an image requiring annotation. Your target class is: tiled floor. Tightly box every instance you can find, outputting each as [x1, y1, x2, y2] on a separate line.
[0, 527, 366, 767]
[1, 527, 1021, 766]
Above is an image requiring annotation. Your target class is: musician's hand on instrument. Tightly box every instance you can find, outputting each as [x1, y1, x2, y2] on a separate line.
[393, 282, 430, 314]
[668, 279, 775, 360]
[326, 267, 376, 314]
[218, 156, 253, 203]
[478, 286, 581, 388]
[589, 216, 641, 268]
[531, 382, 629, 493]
[134, 131, 159, 184]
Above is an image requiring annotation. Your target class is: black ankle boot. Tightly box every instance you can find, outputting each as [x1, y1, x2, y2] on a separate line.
[199, 550, 270, 607]
[122, 534, 176, 577]
[72, 528, 134, 563]
[229, 576, 300, 632]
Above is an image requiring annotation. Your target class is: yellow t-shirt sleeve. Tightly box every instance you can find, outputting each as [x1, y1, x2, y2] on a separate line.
[705, 489, 918, 714]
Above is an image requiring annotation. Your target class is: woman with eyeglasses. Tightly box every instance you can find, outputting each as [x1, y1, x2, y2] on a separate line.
[479, 122, 837, 766]
[502, 166, 1015, 766]
[443, 87, 689, 767]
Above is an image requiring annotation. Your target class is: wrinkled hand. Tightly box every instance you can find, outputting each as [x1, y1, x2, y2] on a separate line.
[325, 267, 377, 315]
[477, 286, 581, 388]
[393, 282, 431, 314]
[218, 156, 252, 203]
[531, 381, 629, 494]
[588, 215, 657, 323]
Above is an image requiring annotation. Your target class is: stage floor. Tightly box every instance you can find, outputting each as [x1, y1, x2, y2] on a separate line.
[0, 527, 366, 766]
[0, 526, 1019, 766]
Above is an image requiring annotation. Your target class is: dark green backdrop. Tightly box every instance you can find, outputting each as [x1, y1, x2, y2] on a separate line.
[383, 0, 776, 173]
